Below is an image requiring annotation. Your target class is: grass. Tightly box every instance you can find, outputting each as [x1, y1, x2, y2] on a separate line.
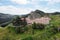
[0, 26, 33, 40]
[0, 26, 60, 40]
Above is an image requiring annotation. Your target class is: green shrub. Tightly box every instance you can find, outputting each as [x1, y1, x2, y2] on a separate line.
[21, 36, 33, 40]
[32, 22, 45, 30]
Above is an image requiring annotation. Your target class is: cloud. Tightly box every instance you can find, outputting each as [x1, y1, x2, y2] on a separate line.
[29, 0, 60, 12]
[10, 0, 60, 7]
[30, 0, 60, 5]
[46, 0, 60, 5]
[0, 0, 60, 15]
[33, 5, 60, 13]
[0, 5, 59, 15]
[45, 8, 60, 13]
[42, 8, 60, 13]
[10, 0, 30, 4]
[0, 5, 33, 15]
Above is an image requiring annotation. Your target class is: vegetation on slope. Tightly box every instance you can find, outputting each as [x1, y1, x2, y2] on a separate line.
[0, 15, 60, 40]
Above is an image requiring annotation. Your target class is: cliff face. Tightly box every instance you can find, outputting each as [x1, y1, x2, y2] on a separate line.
[23, 10, 60, 25]
[26, 17, 51, 25]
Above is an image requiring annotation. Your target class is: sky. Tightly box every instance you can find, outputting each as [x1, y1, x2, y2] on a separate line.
[0, 0, 60, 15]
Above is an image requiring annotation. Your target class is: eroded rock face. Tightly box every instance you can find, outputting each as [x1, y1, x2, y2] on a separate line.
[26, 17, 51, 25]
[27, 10, 45, 19]
[25, 10, 51, 25]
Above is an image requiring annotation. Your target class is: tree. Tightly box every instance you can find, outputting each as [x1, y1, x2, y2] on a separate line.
[12, 16, 27, 33]
[22, 17, 27, 27]
[32, 22, 37, 29]
[32, 22, 45, 30]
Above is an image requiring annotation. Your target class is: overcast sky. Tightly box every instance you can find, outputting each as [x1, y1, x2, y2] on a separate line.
[0, 0, 60, 15]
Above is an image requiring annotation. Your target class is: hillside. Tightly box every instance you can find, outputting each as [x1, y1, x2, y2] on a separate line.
[0, 13, 14, 27]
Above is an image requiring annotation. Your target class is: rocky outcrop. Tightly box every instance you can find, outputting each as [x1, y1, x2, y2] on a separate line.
[27, 10, 45, 19]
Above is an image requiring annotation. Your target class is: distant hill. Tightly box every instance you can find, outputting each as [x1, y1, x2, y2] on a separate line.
[46, 12, 60, 16]
[0, 13, 14, 27]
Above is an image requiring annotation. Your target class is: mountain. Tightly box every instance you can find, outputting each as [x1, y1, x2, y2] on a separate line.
[0, 10, 60, 27]
[24, 10, 60, 19]
[49, 12, 60, 15]
[0, 13, 14, 27]
[27, 10, 45, 19]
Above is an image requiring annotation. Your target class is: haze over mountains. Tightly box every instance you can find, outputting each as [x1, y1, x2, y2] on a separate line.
[0, 13, 14, 27]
